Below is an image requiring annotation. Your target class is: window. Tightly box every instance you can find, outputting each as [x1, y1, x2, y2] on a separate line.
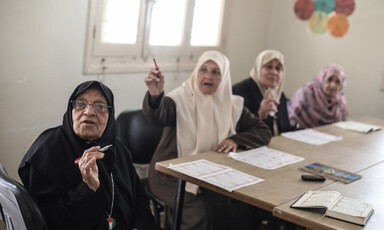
[84, 0, 230, 74]
[381, 68, 384, 91]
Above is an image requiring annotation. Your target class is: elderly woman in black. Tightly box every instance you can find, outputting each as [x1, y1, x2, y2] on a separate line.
[19, 81, 153, 230]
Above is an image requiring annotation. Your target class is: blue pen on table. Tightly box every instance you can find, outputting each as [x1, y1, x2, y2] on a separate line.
[74, 144, 113, 164]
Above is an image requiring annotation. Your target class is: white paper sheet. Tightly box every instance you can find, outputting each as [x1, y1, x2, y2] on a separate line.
[229, 146, 304, 170]
[168, 159, 264, 192]
[333, 121, 381, 133]
[281, 129, 342, 145]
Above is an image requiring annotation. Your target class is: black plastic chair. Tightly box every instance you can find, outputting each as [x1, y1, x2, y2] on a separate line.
[116, 109, 168, 229]
[0, 163, 48, 230]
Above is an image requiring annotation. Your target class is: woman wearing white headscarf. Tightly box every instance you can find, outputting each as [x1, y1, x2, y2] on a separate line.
[143, 51, 271, 230]
[233, 50, 293, 135]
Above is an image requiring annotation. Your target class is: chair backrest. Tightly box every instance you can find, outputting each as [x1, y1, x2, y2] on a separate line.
[116, 109, 163, 164]
[0, 163, 48, 230]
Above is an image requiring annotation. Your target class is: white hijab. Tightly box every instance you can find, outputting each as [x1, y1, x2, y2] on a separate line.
[250, 49, 285, 104]
[168, 51, 244, 158]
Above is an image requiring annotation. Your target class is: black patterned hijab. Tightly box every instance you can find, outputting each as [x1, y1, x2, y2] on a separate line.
[19, 81, 117, 186]
[63, 81, 116, 150]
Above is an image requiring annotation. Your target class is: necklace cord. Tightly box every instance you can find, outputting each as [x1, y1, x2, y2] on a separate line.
[106, 172, 114, 218]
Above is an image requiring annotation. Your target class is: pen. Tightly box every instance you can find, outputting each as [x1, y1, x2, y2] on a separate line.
[153, 57, 159, 70]
[99, 144, 113, 152]
[74, 144, 113, 164]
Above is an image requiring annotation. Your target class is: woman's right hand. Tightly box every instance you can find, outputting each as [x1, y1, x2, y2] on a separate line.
[144, 67, 165, 97]
[258, 88, 279, 120]
[77, 146, 105, 192]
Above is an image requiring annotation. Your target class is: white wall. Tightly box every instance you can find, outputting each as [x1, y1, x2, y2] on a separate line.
[230, 0, 384, 120]
[0, 0, 189, 181]
[226, 0, 274, 80]
[265, 0, 384, 119]
[0, 0, 383, 182]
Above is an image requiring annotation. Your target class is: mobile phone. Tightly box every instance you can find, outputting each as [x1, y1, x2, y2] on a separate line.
[301, 174, 326, 182]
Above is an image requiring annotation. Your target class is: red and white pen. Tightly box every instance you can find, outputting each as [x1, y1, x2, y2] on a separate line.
[74, 144, 113, 164]
[153, 57, 159, 70]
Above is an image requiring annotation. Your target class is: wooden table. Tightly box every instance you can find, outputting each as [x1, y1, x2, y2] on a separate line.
[155, 117, 384, 229]
[273, 161, 384, 230]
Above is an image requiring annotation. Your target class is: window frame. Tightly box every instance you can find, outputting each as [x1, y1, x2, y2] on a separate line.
[83, 0, 231, 75]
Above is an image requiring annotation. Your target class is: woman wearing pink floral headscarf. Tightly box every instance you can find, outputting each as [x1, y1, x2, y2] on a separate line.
[288, 64, 350, 129]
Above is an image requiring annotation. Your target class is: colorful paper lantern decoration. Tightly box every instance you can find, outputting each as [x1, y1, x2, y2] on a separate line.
[294, 0, 314, 20]
[294, 0, 355, 37]
[327, 13, 349, 37]
[334, 0, 355, 16]
[309, 11, 328, 34]
[313, 0, 335, 14]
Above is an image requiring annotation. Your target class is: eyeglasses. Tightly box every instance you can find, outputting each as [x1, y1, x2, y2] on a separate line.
[71, 100, 110, 113]
[263, 65, 283, 72]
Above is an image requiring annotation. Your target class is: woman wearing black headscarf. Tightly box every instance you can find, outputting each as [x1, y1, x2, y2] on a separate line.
[19, 81, 153, 230]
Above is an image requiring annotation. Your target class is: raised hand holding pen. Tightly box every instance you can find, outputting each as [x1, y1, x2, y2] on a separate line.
[258, 87, 279, 120]
[77, 146, 105, 192]
[144, 58, 164, 98]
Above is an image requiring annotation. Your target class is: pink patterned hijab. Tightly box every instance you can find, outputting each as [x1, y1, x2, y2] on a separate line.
[288, 64, 350, 129]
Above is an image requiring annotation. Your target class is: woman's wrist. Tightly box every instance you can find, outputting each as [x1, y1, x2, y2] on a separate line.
[258, 110, 268, 120]
[149, 90, 163, 99]
[149, 91, 163, 101]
